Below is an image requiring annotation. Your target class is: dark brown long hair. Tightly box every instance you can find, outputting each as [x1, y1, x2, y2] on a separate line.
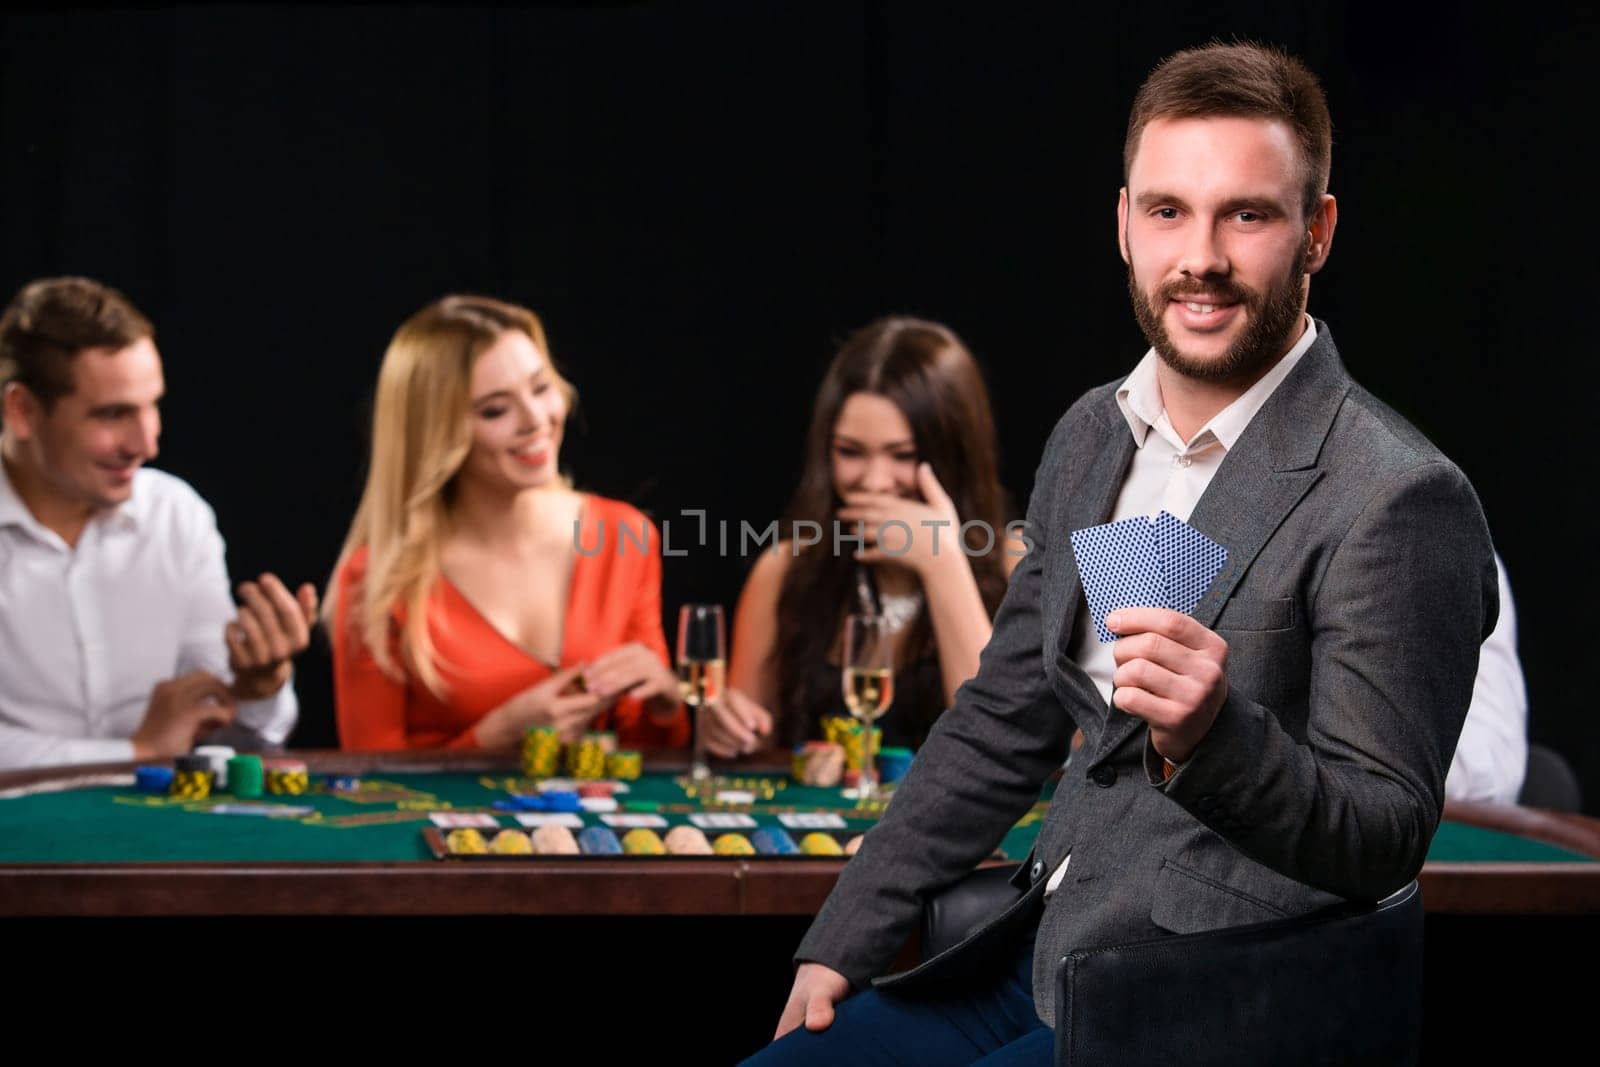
[772, 317, 1010, 747]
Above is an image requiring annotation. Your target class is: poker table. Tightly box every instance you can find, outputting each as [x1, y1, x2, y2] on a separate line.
[0, 749, 1596, 917]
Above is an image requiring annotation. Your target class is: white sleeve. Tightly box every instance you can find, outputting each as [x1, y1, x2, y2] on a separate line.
[174, 496, 300, 745]
[1444, 555, 1528, 805]
[0, 724, 135, 771]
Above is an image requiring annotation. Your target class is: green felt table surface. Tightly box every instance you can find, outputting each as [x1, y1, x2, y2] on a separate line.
[0, 769, 1590, 866]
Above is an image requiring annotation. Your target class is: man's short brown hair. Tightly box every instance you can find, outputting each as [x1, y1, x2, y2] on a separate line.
[1124, 43, 1332, 219]
[0, 277, 154, 411]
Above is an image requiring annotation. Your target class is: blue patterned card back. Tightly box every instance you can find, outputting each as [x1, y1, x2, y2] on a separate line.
[1152, 510, 1228, 616]
[1070, 518, 1167, 643]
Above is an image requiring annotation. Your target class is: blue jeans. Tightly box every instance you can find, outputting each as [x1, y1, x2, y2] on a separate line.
[740, 941, 1051, 1066]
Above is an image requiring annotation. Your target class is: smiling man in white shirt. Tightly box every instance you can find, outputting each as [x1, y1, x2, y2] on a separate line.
[0, 276, 317, 769]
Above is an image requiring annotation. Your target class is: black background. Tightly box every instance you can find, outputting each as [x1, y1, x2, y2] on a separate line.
[2, 2, 1594, 809]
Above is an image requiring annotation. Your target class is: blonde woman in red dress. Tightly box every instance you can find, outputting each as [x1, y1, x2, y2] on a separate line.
[325, 296, 687, 752]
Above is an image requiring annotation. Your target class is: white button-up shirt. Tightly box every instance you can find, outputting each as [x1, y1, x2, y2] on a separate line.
[0, 462, 296, 768]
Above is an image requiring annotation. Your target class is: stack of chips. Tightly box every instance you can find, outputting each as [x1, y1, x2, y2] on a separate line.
[228, 755, 264, 798]
[620, 828, 666, 855]
[193, 745, 235, 789]
[264, 759, 310, 795]
[531, 824, 580, 854]
[876, 747, 914, 785]
[793, 742, 846, 787]
[565, 734, 608, 779]
[712, 833, 755, 856]
[521, 726, 562, 777]
[489, 829, 533, 855]
[606, 750, 642, 780]
[169, 756, 213, 799]
[751, 828, 800, 855]
[663, 825, 712, 855]
[822, 716, 881, 775]
[445, 828, 488, 854]
[135, 766, 174, 794]
[799, 832, 845, 856]
[577, 826, 623, 854]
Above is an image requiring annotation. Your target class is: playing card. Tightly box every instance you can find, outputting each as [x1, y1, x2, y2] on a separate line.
[1070, 517, 1167, 642]
[1152, 510, 1229, 615]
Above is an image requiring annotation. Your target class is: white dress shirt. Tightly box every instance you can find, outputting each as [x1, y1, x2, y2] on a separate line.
[1444, 556, 1526, 804]
[0, 462, 297, 768]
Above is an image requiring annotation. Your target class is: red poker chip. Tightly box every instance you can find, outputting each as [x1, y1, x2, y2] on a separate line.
[577, 782, 617, 799]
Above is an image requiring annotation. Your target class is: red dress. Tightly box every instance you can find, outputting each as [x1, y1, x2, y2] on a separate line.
[331, 495, 689, 751]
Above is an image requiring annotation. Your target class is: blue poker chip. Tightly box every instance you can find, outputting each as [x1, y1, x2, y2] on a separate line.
[540, 791, 583, 813]
[751, 828, 800, 855]
[322, 775, 360, 791]
[135, 766, 174, 794]
[577, 827, 623, 855]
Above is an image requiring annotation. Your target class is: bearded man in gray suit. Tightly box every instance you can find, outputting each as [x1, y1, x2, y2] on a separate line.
[743, 41, 1498, 1067]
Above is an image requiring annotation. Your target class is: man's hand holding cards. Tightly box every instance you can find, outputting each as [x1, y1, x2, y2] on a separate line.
[1070, 512, 1231, 767]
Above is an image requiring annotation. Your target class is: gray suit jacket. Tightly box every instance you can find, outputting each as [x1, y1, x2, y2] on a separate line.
[794, 323, 1498, 1026]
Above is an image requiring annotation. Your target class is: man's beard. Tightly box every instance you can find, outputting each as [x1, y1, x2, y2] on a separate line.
[1126, 242, 1308, 385]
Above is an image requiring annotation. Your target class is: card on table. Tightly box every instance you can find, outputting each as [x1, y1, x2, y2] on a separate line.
[778, 812, 848, 830]
[600, 813, 669, 829]
[429, 812, 500, 829]
[513, 812, 585, 829]
[689, 813, 758, 830]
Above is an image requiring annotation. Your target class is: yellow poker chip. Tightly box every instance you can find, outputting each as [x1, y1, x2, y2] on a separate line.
[489, 829, 533, 855]
[446, 828, 489, 855]
[712, 833, 755, 856]
[799, 832, 845, 856]
[620, 828, 666, 855]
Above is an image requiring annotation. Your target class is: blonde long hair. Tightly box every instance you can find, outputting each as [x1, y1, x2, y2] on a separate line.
[325, 295, 576, 696]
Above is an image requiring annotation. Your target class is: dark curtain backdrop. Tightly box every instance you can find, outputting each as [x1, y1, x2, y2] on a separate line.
[2, 2, 1594, 807]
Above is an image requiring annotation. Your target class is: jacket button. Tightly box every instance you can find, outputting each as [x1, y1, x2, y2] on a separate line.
[1030, 860, 1045, 881]
[1091, 766, 1117, 788]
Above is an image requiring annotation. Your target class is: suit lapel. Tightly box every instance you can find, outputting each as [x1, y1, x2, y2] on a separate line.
[1085, 324, 1353, 768]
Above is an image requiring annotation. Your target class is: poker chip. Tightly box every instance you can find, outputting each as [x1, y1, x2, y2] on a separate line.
[134, 766, 174, 794]
[264, 759, 309, 796]
[844, 834, 865, 856]
[228, 756, 264, 798]
[876, 747, 914, 784]
[565, 737, 608, 779]
[620, 828, 666, 855]
[711, 833, 755, 856]
[799, 832, 845, 856]
[577, 782, 616, 799]
[577, 826, 623, 855]
[322, 775, 360, 792]
[751, 828, 800, 856]
[169, 763, 213, 800]
[540, 791, 583, 813]
[663, 825, 713, 855]
[445, 828, 489, 855]
[606, 750, 642, 780]
[521, 726, 562, 778]
[193, 745, 235, 789]
[489, 829, 534, 855]
[531, 824, 580, 855]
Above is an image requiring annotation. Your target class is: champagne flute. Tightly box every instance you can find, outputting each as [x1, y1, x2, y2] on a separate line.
[842, 613, 895, 801]
[677, 604, 726, 781]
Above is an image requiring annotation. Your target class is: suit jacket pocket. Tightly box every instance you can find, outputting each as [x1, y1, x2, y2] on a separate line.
[1214, 596, 1295, 632]
[1149, 857, 1289, 935]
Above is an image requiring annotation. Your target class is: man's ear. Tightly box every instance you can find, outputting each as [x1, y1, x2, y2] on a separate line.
[2, 381, 41, 440]
[1117, 187, 1131, 264]
[1304, 193, 1338, 275]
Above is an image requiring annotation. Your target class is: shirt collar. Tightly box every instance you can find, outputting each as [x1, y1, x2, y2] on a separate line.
[1116, 315, 1318, 452]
